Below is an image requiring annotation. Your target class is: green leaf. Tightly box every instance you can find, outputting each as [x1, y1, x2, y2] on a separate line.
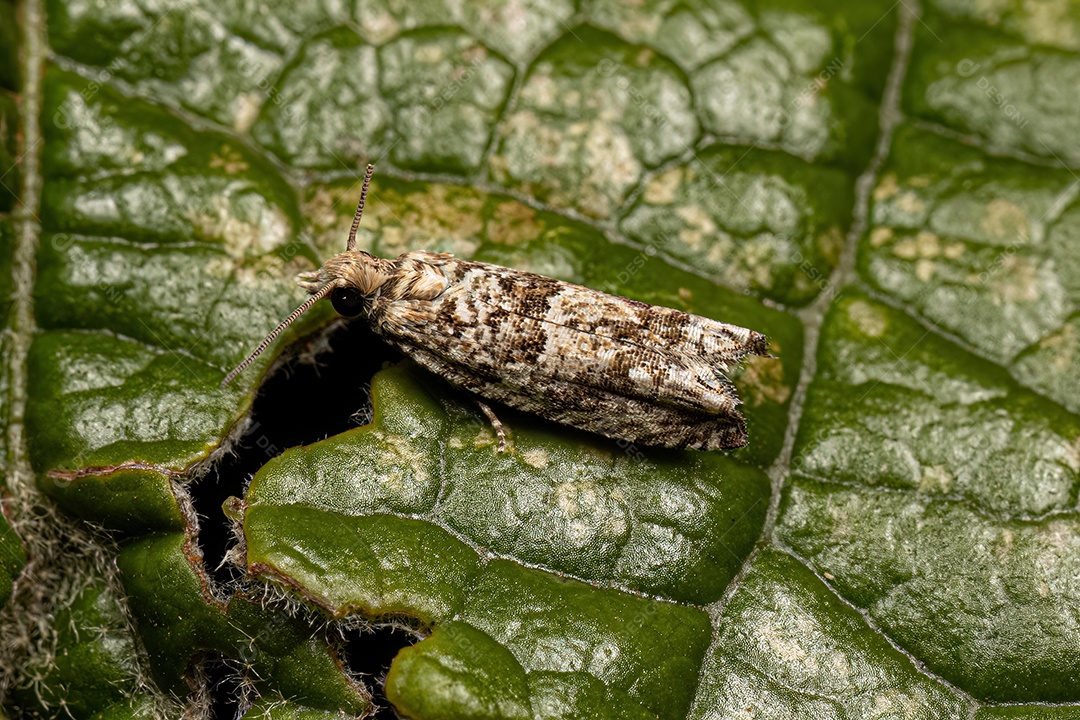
[0, 8, 26, 618]
[387, 622, 533, 720]
[0, 93, 17, 213]
[0, 514, 24, 608]
[4, 560, 171, 720]
[245, 364, 770, 608]
[4, 0, 1080, 718]
[8, 576, 141, 717]
[0, 219, 26, 609]
[690, 548, 973, 716]
[116, 532, 369, 712]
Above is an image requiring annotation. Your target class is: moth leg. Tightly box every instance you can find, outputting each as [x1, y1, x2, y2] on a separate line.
[475, 400, 509, 454]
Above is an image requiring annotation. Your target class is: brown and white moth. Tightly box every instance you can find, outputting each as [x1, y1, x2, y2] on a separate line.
[224, 166, 769, 451]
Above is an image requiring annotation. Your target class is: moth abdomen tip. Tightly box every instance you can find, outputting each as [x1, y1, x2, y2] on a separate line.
[748, 331, 771, 356]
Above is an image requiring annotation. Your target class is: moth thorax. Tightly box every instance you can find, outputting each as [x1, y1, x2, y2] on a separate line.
[382, 260, 450, 302]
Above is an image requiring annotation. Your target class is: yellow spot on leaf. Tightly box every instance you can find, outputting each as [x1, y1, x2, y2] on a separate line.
[847, 300, 888, 338]
[870, 226, 894, 248]
[873, 173, 898, 201]
[817, 226, 845, 266]
[644, 168, 683, 204]
[944, 241, 966, 259]
[992, 256, 1040, 301]
[209, 146, 249, 174]
[741, 355, 790, 406]
[893, 236, 918, 259]
[895, 190, 926, 215]
[919, 464, 954, 493]
[915, 230, 940, 257]
[233, 93, 262, 133]
[1018, 0, 1079, 48]
[981, 198, 1030, 241]
[521, 448, 549, 470]
[487, 201, 541, 247]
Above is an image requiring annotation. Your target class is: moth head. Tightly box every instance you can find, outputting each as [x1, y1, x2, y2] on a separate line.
[221, 164, 380, 387]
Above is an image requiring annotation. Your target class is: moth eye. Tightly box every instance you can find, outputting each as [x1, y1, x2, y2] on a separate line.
[331, 286, 365, 317]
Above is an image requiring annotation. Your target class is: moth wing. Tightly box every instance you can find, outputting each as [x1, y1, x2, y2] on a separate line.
[375, 260, 766, 417]
[405, 342, 750, 450]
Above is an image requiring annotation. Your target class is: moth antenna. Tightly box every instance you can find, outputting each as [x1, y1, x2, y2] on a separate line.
[347, 164, 375, 251]
[220, 282, 339, 388]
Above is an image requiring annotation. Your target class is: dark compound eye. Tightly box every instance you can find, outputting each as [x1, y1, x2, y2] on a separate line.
[331, 286, 365, 317]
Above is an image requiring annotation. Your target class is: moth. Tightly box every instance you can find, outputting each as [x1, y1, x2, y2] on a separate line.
[224, 166, 769, 451]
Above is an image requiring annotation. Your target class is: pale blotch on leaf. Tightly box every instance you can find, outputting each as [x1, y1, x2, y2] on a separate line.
[380, 225, 481, 258]
[486, 201, 540, 247]
[892, 236, 917, 260]
[915, 258, 936, 283]
[521, 448, 548, 470]
[233, 92, 263, 133]
[873, 173, 899, 202]
[944, 241, 965, 259]
[847, 300, 888, 338]
[375, 434, 431, 495]
[522, 72, 560, 108]
[741, 355, 790, 406]
[417, 185, 485, 235]
[980, 198, 1030, 242]
[554, 480, 595, 519]
[919, 464, 954, 494]
[493, 111, 541, 162]
[204, 255, 235, 282]
[472, 426, 497, 449]
[375, 185, 485, 256]
[643, 167, 682, 204]
[1061, 435, 1080, 472]
[590, 641, 622, 675]
[1037, 323, 1077, 371]
[676, 205, 718, 252]
[414, 43, 446, 64]
[580, 123, 641, 217]
[828, 649, 853, 679]
[870, 227, 893, 248]
[764, 623, 811, 665]
[507, 246, 580, 282]
[193, 197, 290, 259]
[208, 147, 250, 174]
[1017, 0, 1079, 50]
[894, 189, 927, 216]
[817, 226, 845, 266]
[894, 230, 940, 261]
[359, 12, 400, 45]
[301, 187, 339, 228]
[747, 243, 782, 291]
[607, 10, 662, 39]
[991, 255, 1040, 302]
[703, 234, 742, 283]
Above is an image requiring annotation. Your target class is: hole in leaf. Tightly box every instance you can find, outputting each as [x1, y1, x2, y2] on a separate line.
[340, 625, 418, 719]
[203, 653, 246, 719]
[193, 321, 401, 587]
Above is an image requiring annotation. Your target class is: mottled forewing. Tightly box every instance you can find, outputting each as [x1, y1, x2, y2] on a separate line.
[372, 257, 766, 417]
